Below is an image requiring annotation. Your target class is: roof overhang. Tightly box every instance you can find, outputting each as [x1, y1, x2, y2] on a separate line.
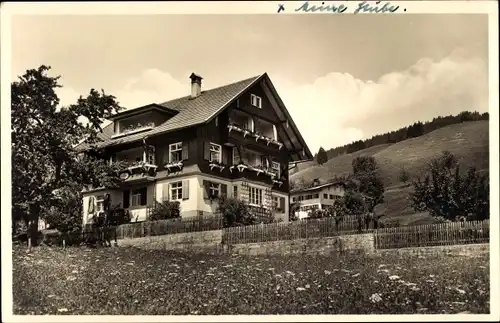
[106, 103, 179, 121]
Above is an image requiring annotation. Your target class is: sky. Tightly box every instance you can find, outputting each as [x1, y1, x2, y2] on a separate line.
[10, 14, 489, 153]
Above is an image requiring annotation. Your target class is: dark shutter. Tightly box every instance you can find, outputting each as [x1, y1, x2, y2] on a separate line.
[203, 180, 209, 199]
[123, 190, 130, 208]
[221, 184, 228, 197]
[266, 156, 273, 168]
[182, 142, 189, 160]
[222, 146, 231, 166]
[203, 142, 210, 160]
[140, 187, 147, 206]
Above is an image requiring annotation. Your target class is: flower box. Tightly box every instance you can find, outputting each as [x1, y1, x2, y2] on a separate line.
[229, 163, 248, 173]
[209, 162, 226, 172]
[164, 161, 184, 171]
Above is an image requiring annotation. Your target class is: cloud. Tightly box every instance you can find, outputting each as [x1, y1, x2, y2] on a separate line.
[272, 47, 488, 153]
[56, 47, 488, 154]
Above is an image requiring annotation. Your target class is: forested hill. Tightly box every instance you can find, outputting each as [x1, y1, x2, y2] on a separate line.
[315, 110, 488, 162]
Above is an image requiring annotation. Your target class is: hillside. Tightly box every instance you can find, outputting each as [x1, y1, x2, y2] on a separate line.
[291, 121, 489, 224]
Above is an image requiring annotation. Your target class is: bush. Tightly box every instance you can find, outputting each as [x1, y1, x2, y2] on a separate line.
[217, 196, 255, 227]
[149, 200, 181, 221]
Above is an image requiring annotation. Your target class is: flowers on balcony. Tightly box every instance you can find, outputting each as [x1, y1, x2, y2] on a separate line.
[228, 123, 283, 150]
[209, 161, 226, 172]
[164, 160, 184, 172]
[229, 162, 249, 173]
[272, 179, 284, 187]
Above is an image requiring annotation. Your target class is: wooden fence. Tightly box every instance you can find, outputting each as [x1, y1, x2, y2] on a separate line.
[222, 216, 375, 245]
[374, 220, 490, 249]
[116, 214, 224, 239]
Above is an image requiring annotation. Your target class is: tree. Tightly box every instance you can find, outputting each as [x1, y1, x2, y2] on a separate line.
[217, 196, 255, 227]
[11, 65, 124, 249]
[399, 167, 410, 184]
[289, 201, 301, 221]
[316, 147, 328, 165]
[410, 151, 489, 221]
[351, 156, 384, 211]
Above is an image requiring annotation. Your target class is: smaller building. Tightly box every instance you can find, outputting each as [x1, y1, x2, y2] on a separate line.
[290, 179, 346, 219]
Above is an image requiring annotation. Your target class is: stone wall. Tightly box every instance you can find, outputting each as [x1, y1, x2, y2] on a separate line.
[118, 229, 223, 253]
[376, 243, 489, 258]
[230, 233, 375, 256]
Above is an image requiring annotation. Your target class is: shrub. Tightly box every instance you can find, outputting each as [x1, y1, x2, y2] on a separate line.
[149, 200, 181, 221]
[217, 196, 255, 227]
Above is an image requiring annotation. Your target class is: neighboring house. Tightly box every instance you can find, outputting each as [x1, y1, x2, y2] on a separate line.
[290, 179, 346, 219]
[76, 72, 313, 225]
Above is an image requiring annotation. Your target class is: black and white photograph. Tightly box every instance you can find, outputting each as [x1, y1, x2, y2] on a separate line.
[1, 1, 498, 321]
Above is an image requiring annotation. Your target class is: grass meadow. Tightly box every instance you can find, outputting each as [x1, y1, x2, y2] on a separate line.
[12, 244, 489, 315]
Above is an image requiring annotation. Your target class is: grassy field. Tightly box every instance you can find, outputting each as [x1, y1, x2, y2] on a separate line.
[13, 245, 489, 315]
[291, 121, 489, 223]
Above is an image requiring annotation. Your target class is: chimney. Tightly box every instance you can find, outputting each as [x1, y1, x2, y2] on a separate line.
[189, 73, 203, 98]
[312, 178, 321, 187]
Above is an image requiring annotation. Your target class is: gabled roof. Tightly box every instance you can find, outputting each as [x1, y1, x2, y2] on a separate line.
[76, 73, 313, 162]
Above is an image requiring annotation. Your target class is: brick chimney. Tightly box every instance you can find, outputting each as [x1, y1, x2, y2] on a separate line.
[189, 73, 203, 98]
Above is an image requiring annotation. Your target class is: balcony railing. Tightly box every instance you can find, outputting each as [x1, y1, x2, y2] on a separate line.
[117, 161, 158, 179]
[227, 123, 283, 150]
[228, 162, 284, 187]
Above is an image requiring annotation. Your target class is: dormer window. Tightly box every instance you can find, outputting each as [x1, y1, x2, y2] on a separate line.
[250, 94, 262, 109]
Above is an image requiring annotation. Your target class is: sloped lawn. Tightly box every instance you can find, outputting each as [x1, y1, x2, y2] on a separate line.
[12, 245, 489, 315]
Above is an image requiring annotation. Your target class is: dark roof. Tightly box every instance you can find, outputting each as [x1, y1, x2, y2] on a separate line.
[76, 75, 260, 150]
[291, 181, 346, 194]
[75, 73, 313, 162]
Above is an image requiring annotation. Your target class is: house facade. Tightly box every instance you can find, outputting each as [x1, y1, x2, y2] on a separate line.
[290, 180, 346, 219]
[76, 73, 312, 225]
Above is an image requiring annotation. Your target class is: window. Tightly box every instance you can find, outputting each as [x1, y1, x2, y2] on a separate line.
[329, 194, 334, 199]
[209, 143, 222, 163]
[273, 196, 279, 209]
[96, 195, 105, 212]
[209, 183, 220, 198]
[305, 195, 313, 200]
[292, 197, 296, 202]
[249, 187, 263, 206]
[169, 142, 182, 163]
[170, 181, 183, 200]
[323, 194, 328, 199]
[232, 147, 240, 165]
[313, 194, 319, 199]
[271, 162, 280, 177]
[131, 188, 147, 207]
[233, 185, 238, 198]
[250, 94, 262, 108]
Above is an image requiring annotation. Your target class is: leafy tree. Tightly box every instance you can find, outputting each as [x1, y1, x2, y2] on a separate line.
[316, 147, 328, 165]
[410, 151, 489, 221]
[289, 201, 301, 221]
[351, 156, 384, 211]
[217, 196, 255, 227]
[11, 65, 124, 249]
[399, 167, 410, 184]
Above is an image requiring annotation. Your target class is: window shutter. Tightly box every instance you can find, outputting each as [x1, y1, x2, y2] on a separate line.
[182, 142, 189, 160]
[182, 180, 189, 200]
[88, 196, 95, 213]
[140, 188, 147, 206]
[203, 142, 210, 160]
[162, 183, 170, 201]
[279, 197, 285, 212]
[122, 190, 130, 208]
[221, 184, 228, 197]
[203, 180, 209, 199]
[233, 146, 240, 164]
[233, 185, 238, 198]
[273, 124, 278, 141]
[222, 146, 231, 165]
